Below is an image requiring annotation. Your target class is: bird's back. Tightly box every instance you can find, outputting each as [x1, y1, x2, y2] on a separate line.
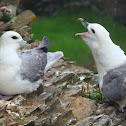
[17, 36, 50, 82]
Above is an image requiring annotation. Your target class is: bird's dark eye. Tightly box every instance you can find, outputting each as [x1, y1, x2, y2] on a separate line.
[12, 36, 18, 39]
[91, 29, 95, 33]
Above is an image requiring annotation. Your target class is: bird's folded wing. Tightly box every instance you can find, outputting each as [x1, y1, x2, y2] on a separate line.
[16, 36, 50, 82]
[17, 48, 47, 82]
[102, 64, 126, 101]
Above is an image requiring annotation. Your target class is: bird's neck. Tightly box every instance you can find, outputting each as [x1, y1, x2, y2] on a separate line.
[91, 43, 126, 88]
[0, 44, 21, 66]
[0, 41, 20, 51]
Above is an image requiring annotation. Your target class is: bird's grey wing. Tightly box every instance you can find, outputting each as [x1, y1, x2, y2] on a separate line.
[102, 64, 126, 102]
[17, 36, 50, 82]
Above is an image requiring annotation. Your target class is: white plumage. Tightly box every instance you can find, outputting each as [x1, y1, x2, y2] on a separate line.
[44, 51, 64, 72]
[76, 18, 126, 112]
[0, 31, 63, 98]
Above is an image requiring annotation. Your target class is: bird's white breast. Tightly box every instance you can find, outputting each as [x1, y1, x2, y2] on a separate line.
[92, 44, 126, 89]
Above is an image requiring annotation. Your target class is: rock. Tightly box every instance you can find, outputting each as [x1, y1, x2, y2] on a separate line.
[0, 9, 35, 42]
[35, 117, 51, 126]
[8, 121, 18, 126]
[6, 101, 18, 111]
[57, 82, 69, 89]
[6, 110, 20, 120]
[12, 10, 36, 27]
[66, 97, 97, 121]
[62, 109, 73, 118]
[37, 92, 52, 104]
[12, 95, 26, 105]
[7, 105, 17, 112]
[23, 116, 38, 126]
[52, 72, 78, 85]
[76, 114, 112, 126]
[65, 118, 77, 126]
[50, 113, 62, 125]
[18, 104, 41, 117]
[96, 103, 126, 125]
[0, 0, 21, 9]
[60, 100, 70, 107]
[0, 21, 14, 35]
[44, 87, 62, 97]
[0, 100, 8, 111]
[7, 5, 17, 16]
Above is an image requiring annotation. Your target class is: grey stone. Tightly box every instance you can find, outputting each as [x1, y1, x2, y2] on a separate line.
[65, 118, 77, 126]
[96, 103, 126, 125]
[76, 114, 112, 126]
[8, 121, 18, 126]
[50, 113, 62, 125]
[7, 5, 17, 16]
[13, 95, 26, 105]
[57, 82, 69, 89]
[62, 109, 72, 118]
[35, 117, 51, 126]
[44, 86, 62, 97]
[52, 73, 77, 85]
[60, 100, 70, 107]
[23, 116, 38, 126]
[38, 92, 52, 104]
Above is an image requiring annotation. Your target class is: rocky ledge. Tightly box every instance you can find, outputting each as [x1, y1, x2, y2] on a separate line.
[0, 57, 126, 126]
[0, 0, 126, 125]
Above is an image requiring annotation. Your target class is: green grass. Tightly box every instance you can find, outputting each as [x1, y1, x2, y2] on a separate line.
[32, 9, 126, 65]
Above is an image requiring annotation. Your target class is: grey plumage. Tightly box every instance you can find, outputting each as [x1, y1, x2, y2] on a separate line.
[102, 64, 126, 102]
[17, 36, 50, 82]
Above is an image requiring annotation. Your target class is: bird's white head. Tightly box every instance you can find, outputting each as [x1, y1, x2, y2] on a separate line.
[75, 18, 111, 50]
[75, 18, 126, 88]
[0, 31, 27, 50]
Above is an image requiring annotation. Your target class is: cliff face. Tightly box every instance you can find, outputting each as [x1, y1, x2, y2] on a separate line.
[0, 1, 126, 125]
[0, 56, 126, 126]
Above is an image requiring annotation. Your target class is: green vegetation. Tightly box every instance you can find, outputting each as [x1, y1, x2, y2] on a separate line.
[0, 12, 12, 22]
[81, 85, 106, 103]
[32, 9, 126, 65]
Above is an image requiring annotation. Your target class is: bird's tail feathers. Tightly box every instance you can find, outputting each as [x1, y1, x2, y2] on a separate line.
[44, 51, 64, 72]
[38, 36, 50, 52]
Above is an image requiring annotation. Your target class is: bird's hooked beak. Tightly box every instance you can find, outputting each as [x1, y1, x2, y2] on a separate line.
[78, 18, 89, 28]
[75, 18, 89, 38]
[20, 39, 29, 47]
[20, 40, 27, 45]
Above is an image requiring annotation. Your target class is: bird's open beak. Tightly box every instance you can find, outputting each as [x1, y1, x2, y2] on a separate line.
[75, 18, 89, 38]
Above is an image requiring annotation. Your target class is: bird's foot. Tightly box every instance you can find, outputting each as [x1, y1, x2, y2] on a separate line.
[0, 95, 15, 100]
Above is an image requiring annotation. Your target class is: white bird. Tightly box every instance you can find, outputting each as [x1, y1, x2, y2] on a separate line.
[75, 18, 126, 112]
[0, 31, 63, 100]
